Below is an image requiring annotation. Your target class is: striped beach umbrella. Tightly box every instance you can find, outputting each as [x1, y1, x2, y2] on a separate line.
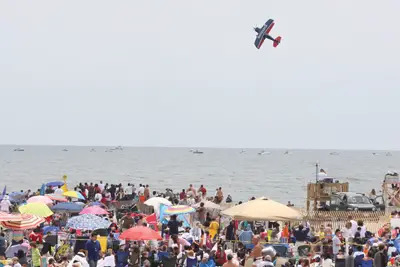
[63, 191, 85, 200]
[45, 194, 68, 202]
[0, 214, 45, 230]
[0, 212, 25, 222]
[164, 205, 195, 215]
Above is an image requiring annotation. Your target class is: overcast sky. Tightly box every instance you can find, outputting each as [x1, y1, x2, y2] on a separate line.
[1, 0, 400, 150]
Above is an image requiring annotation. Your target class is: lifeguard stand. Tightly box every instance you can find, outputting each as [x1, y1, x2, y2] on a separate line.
[306, 182, 349, 211]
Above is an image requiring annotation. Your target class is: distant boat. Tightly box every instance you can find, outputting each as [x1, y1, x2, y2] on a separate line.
[258, 150, 270, 155]
[90, 148, 96, 152]
[13, 148, 24, 152]
[330, 152, 340, 156]
[105, 149, 113, 152]
[372, 152, 379, 156]
[62, 148, 68, 152]
[386, 152, 393, 156]
[192, 150, 203, 154]
[284, 150, 292, 155]
[240, 149, 246, 154]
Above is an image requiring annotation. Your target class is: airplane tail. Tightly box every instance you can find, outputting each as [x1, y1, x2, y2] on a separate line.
[273, 36, 282, 47]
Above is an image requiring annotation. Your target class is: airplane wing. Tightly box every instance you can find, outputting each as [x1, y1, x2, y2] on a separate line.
[264, 19, 274, 33]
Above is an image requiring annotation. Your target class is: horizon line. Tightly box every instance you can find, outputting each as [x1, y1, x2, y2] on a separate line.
[0, 143, 398, 152]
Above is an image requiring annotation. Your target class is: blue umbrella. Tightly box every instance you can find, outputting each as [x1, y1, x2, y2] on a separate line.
[52, 202, 83, 213]
[43, 226, 60, 234]
[66, 214, 111, 230]
[46, 181, 65, 187]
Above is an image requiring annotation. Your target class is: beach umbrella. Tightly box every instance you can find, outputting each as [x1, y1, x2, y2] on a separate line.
[87, 202, 106, 208]
[46, 181, 65, 187]
[19, 202, 54, 217]
[221, 197, 301, 221]
[193, 201, 222, 210]
[27, 196, 53, 205]
[5, 244, 29, 258]
[79, 206, 109, 215]
[63, 191, 85, 200]
[144, 197, 172, 207]
[164, 205, 195, 215]
[0, 214, 45, 230]
[119, 226, 162, 241]
[52, 202, 83, 213]
[66, 214, 111, 230]
[0, 212, 25, 222]
[43, 225, 60, 234]
[45, 194, 68, 202]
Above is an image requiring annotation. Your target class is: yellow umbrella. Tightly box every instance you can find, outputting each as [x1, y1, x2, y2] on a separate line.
[221, 197, 301, 221]
[19, 202, 54, 217]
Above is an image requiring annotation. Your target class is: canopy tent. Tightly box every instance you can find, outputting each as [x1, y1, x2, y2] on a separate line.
[221, 197, 301, 221]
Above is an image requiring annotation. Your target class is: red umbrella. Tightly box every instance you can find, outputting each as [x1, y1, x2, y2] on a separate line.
[119, 226, 162, 241]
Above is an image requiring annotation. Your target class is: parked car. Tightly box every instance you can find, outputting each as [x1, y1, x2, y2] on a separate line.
[319, 192, 378, 211]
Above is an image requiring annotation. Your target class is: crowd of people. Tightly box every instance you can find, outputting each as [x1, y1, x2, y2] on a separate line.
[0, 181, 399, 267]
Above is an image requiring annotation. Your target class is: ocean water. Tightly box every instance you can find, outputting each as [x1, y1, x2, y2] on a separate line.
[0, 145, 397, 207]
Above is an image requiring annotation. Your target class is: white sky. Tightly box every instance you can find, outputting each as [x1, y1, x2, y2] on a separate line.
[1, 0, 400, 149]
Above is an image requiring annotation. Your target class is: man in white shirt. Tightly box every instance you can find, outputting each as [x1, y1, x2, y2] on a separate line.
[348, 216, 358, 237]
[54, 186, 64, 196]
[124, 184, 133, 199]
[332, 229, 342, 259]
[138, 184, 145, 196]
[0, 195, 12, 213]
[94, 192, 102, 202]
[98, 181, 105, 193]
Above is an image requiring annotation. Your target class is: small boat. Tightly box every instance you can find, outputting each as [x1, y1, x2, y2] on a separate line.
[329, 152, 340, 156]
[372, 152, 379, 156]
[192, 150, 203, 154]
[258, 150, 270, 155]
[62, 148, 68, 152]
[13, 148, 24, 152]
[90, 148, 96, 152]
[105, 149, 113, 152]
[386, 152, 393, 157]
[284, 150, 292, 155]
[240, 149, 246, 154]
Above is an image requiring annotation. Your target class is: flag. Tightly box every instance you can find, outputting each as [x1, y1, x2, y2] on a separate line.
[61, 175, 68, 192]
[40, 184, 45, 196]
[2, 186, 6, 196]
